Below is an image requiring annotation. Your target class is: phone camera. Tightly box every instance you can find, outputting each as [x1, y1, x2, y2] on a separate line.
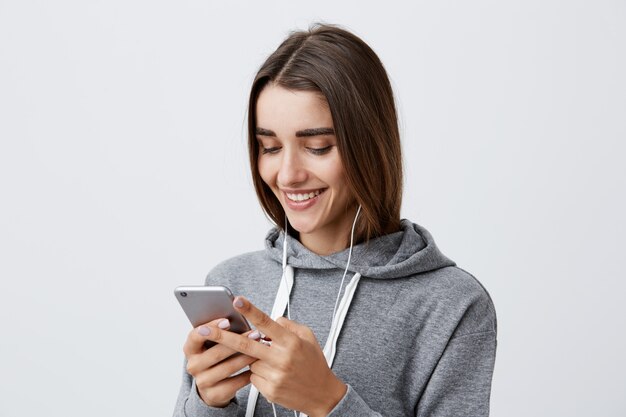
[180, 292, 188, 297]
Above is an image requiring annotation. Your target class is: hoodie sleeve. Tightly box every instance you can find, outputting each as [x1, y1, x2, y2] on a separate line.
[172, 264, 245, 417]
[326, 385, 384, 416]
[172, 360, 241, 417]
[415, 330, 497, 416]
[415, 278, 498, 417]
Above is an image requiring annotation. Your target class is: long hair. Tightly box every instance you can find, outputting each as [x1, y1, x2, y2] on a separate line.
[248, 23, 403, 242]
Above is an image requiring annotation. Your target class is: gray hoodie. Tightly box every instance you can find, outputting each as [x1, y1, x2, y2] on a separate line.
[174, 220, 497, 416]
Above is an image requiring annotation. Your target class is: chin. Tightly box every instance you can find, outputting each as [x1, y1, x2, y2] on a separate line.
[287, 223, 316, 235]
[284, 216, 317, 234]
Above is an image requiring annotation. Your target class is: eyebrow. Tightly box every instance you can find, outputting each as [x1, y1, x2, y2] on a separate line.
[255, 127, 335, 137]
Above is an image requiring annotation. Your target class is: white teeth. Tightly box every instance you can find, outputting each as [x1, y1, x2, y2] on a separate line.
[286, 190, 322, 202]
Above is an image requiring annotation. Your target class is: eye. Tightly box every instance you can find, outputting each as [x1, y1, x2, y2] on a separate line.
[307, 145, 333, 156]
[261, 146, 281, 155]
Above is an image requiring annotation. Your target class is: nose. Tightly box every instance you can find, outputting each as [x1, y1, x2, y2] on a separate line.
[277, 147, 307, 188]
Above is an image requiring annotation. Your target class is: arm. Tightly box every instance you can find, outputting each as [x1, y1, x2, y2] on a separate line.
[327, 333, 497, 417]
[416, 330, 497, 417]
[172, 318, 258, 417]
[200, 296, 387, 417]
[172, 359, 241, 417]
[173, 264, 257, 417]
[325, 385, 384, 417]
[416, 278, 497, 417]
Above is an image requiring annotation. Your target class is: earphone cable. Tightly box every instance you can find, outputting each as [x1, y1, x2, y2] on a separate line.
[331, 205, 361, 323]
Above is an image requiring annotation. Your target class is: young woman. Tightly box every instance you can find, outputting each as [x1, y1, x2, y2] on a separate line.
[174, 24, 497, 417]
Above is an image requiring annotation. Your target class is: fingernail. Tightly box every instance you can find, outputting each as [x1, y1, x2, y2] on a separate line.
[234, 297, 244, 308]
[248, 330, 260, 339]
[197, 326, 211, 336]
[218, 319, 230, 329]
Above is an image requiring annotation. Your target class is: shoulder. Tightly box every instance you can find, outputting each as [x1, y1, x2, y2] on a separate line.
[430, 266, 494, 302]
[205, 251, 263, 276]
[437, 266, 497, 338]
[203, 250, 282, 313]
[204, 250, 271, 283]
[396, 265, 497, 338]
[203, 250, 281, 292]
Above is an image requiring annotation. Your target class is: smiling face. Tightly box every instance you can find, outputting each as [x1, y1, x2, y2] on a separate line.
[256, 84, 357, 255]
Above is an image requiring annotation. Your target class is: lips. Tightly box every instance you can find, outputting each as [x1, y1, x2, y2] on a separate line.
[281, 188, 327, 210]
[286, 189, 323, 202]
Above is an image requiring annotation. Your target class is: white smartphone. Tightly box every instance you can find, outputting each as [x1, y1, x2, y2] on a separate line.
[174, 285, 251, 335]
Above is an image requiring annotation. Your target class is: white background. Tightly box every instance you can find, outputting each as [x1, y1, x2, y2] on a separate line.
[1, 1, 624, 416]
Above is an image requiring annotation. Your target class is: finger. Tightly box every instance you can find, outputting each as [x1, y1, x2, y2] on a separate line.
[184, 319, 258, 357]
[195, 354, 257, 387]
[197, 370, 252, 407]
[187, 344, 243, 377]
[249, 359, 274, 378]
[233, 296, 292, 343]
[218, 369, 252, 394]
[249, 372, 278, 404]
[184, 317, 230, 356]
[275, 317, 318, 344]
[202, 323, 273, 362]
[194, 329, 263, 372]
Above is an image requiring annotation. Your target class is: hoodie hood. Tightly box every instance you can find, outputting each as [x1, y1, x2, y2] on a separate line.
[264, 219, 455, 279]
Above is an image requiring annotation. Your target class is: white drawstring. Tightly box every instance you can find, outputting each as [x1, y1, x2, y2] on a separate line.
[283, 216, 292, 320]
[246, 246, 294, 417]
[246, 206, 362, 417]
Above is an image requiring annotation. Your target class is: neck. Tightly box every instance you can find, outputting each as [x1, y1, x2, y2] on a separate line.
[298, 206, 358, 256]
[300, 230, 350, 256]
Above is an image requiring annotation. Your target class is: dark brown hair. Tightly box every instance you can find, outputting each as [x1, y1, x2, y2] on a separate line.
[248, 23, 403, 242]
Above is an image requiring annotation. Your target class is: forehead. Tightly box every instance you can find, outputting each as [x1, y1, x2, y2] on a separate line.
[256, 84, 333, 132]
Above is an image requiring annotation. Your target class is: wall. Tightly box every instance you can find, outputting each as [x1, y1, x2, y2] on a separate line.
[1, 1, 624, 415]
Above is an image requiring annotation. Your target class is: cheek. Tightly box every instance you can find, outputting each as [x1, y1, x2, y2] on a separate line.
[322, 158, 348, 191]
[257, 157, 275, 187]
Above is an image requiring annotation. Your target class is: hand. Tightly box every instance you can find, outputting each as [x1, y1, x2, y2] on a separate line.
[201, 296, 348, 417]
[183, 318, 259, 407]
